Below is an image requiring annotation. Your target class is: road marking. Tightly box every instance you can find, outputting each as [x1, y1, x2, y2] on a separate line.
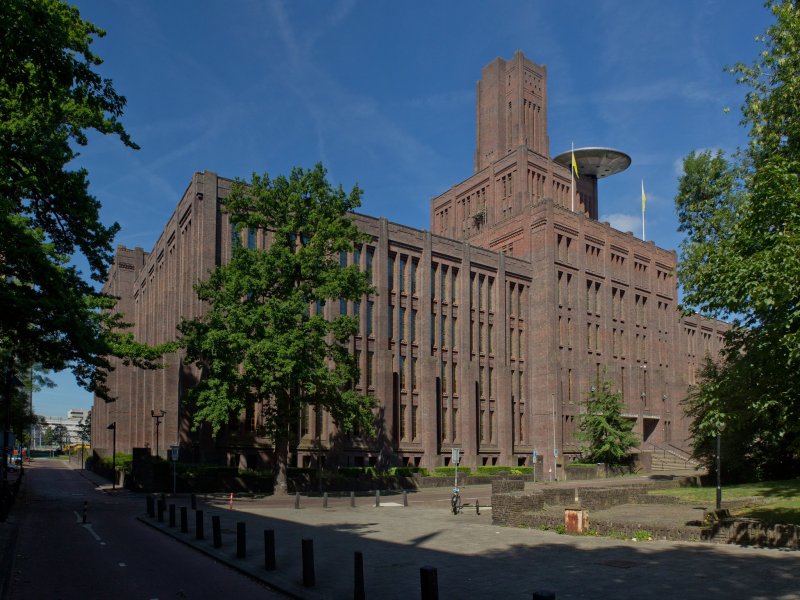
[118, 562, 126, 567]
[73, 510, 81, 523]
[83, 524, 101, 541]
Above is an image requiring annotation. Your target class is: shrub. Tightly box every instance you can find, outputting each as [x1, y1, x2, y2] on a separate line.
[99, 453, 133, 473]
[432, 466, 471, 477]
[336, 466, 380, 478]
[389, 466, 429, 477]
[632, 530, 653, 541]
[238, 468, 272, 479]
[475, 465, 533, 476]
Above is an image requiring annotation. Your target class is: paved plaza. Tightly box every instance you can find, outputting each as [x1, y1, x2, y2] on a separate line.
[134, 478, 800, 600]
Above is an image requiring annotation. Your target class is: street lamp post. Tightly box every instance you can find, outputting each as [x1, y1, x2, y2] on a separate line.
[715, 422, 726, 510]
[107, 422, 116, 491]
[151, 410, 166, 458]
[169, 445, 179, 494]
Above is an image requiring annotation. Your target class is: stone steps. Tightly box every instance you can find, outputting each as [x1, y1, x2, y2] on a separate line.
[650, 454, 701, 471]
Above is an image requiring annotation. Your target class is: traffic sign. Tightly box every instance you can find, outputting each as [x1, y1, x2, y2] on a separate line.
[451, 448, 461, 465]
[553, 448, 559, 458]
[532, 449, 538, 463]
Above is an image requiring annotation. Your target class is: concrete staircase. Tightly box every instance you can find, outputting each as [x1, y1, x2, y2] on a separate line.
[648, 444, 702, 472]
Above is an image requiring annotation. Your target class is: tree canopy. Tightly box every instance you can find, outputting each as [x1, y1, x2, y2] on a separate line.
[576, 378, 638, 465]
[179, 164, 376, 491]
[1, 0, 168, 398]
[676, 0, 800, 480]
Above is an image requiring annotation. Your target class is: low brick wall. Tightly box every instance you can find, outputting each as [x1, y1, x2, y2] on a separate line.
[564, 465, 603, 480]
[491, 492, 546, 527]
[491, 479, 524, 494]
[492, 483, 665, 527]
[704, 519, 800, 550]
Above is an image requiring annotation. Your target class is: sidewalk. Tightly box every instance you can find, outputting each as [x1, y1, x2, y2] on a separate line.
[139, 483, 800, 600]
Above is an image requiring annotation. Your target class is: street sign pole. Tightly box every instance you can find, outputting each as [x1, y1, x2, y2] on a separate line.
[532, 449, 538, 483]
[451, 448, 460, 490]
[553, 447, 559, 482]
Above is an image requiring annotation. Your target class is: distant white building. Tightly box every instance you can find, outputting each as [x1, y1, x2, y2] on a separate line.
[38, 409, 89, 445]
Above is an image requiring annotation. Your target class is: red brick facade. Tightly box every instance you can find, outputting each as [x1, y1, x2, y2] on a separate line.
[93, 53, 726, 472]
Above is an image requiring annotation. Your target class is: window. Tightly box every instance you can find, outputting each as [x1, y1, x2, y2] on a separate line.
[399, 306, 405, 341]
[411, 259, 418, 295]
[410, 309, 417, 343]
[399, 255, 406, 293]
[388, 254, 395, 291]
[366, 247, 374, 283]
[367, 301, 374, 336]
[247, 228, 257, 250]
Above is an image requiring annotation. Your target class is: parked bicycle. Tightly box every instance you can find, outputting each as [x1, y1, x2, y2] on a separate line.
[451, 486, 462, 514]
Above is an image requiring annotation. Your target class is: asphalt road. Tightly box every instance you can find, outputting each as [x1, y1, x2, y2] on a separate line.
[7, 459, 286, 600]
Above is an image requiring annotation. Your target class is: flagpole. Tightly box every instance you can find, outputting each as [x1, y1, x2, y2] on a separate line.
[641, 179, 646, 242]
[570, 142, 575, 212]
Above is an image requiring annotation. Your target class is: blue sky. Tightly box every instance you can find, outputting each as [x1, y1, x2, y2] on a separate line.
[36, 0, 773, 416]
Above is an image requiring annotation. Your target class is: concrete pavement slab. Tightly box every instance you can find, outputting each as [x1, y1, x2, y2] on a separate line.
[140, 489, 800, 600]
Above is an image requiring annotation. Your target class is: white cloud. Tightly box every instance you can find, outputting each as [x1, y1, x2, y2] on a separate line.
[601, 213, 641, 236]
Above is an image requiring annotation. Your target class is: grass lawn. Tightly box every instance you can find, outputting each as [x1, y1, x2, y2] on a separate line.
[650, 479, 800, 525]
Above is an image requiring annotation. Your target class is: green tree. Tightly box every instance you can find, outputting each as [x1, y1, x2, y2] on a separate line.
[0, 0, 169, 400]
[78, 410, 91, 445]
[675, 1, 800, 480]
[577, 379, 638, 465]
[49, 424, 68, 450]
[179, 164, 376, 493]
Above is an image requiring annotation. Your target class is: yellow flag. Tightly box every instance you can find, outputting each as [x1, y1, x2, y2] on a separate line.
[571, 150, 579, 179]
[641, 180, 647, 212]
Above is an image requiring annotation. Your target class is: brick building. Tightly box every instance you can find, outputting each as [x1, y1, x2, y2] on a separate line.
[92, 52, 727, 473]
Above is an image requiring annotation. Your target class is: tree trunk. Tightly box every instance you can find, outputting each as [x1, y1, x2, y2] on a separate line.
[273, 434, 290, 495]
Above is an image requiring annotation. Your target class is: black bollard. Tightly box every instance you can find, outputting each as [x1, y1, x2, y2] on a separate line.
[420, 566, 438, 600]
[350, 491, 355, 508]
[403, 490, 408, 507]
[169, 503, 176, 527]
[212, 515, 222, 548]
[295, 492, 300, 509]
[146, 495, 154, 517]
[476, 500, 480, 515]
[354, 551, 365, 600]
[264, 529, 276, 571]
[301, 538, 315, 587]
[323, 492, 328, 508]
[83, 501, 87, 524]
[191, 493, 196, 510]
[195, 510, 204, 540]
[180, 506, 188, 533]
[532, 593, 556, 600]
[157, 498, 165, 522]
[375, 489, 380, 507]
[236, 521, 246, 559]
